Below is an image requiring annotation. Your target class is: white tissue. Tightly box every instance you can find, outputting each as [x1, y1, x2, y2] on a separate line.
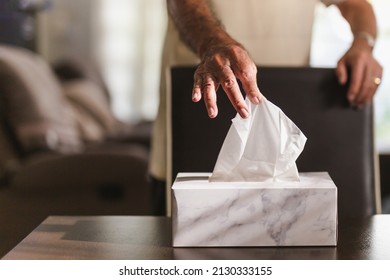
[209, 98, 307, 182]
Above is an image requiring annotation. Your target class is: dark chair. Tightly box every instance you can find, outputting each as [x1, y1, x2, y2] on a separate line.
[170, 66, 379, 219]
[380, 154, 390, 213]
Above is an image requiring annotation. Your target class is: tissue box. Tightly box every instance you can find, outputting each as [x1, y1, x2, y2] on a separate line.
[172, 172, 337, 247]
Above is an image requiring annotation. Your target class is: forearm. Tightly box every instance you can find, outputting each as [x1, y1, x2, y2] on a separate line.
[166, 0, 237, 58]
[167, 0, 261, 118]
[337, 0, 377, 49]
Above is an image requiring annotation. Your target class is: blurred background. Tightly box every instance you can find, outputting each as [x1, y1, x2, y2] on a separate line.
[1, 0, 388, 143]
[36, 0, 167, 123]
[0, 0, 389, 256]
[11, 0, 388, 148]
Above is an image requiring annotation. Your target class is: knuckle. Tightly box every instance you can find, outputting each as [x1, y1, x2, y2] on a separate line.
[229, 44, 245, 56]
[213, 53, 225, 65]
[193, 72, 201, 81]
[231, 96, 244, 107]
[239, 68, 256, 81]
[203, 82, 214, 91]
[223, 78, 236, 89]
[204, 52, 224, 68]
[246, 89, 258, 97]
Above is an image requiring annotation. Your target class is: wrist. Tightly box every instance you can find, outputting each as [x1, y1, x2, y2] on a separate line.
[354, 31, 376, 51]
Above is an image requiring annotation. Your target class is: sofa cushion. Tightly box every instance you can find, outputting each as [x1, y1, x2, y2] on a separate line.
[53, 57, 111, 102]
[62, 79, 124, 142]
[0, 44, 82, 154]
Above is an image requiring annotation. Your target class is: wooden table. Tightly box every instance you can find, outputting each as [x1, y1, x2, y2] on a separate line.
[3, 215, 390, 260]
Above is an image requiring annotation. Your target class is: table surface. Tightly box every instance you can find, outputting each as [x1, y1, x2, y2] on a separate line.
[3, 215, 390, 260]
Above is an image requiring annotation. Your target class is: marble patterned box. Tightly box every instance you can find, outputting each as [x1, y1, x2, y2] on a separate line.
[172, 172, 337, 247]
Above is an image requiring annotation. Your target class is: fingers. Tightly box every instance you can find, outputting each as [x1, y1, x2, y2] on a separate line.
[355, 64, 375, 106]
[219, 65, 249, 118]
[192, 44, 262, 119]
[202, 74, 218, 118]
[193, 66, 248, 119]
[193, 70, 219, 118]
[346, 57, 364, 105]
[192, 72, 202, 102]
[356, 64, 382, 106]
[337, 52, 383, 108]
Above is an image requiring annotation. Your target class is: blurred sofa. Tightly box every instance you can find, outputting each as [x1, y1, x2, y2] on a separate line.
[0, 44, 153, 256]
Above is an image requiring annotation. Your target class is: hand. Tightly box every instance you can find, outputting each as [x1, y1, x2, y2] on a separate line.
[336, 40, 383, 108]
[192, 43, 262, 118]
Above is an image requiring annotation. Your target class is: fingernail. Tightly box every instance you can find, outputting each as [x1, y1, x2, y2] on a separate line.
[192, 92, 199, 102]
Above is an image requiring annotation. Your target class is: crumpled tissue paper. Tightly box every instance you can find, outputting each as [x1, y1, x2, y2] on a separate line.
[209, 98, 307, 182]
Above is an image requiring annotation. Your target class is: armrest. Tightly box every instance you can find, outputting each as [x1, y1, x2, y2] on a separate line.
[107, 120, 152, 149]
[11, 143, 150, 191]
